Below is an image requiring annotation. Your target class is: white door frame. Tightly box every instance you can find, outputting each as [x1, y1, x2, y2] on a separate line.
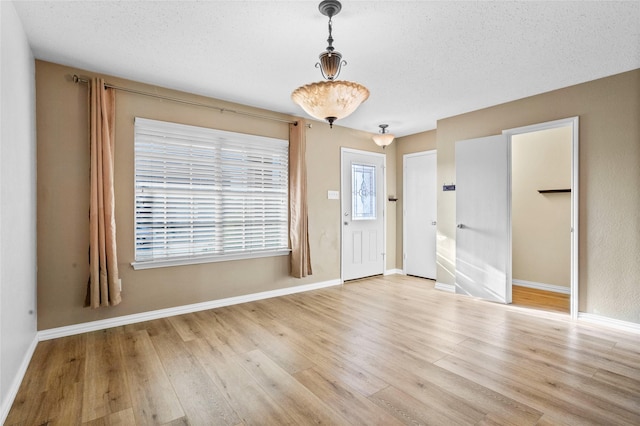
[503, 117, 579, 319]
[403, 149, 437, 278]
[340, 147, 386, 281]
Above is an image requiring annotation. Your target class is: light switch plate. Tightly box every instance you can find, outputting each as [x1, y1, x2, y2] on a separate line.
[327, 190, 340, 200]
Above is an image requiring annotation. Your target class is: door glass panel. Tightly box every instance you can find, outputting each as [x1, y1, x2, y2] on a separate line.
[351, 163, 376, 220]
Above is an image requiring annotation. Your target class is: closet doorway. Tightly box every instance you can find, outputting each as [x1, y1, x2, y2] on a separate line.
[505, 117, 579, 317]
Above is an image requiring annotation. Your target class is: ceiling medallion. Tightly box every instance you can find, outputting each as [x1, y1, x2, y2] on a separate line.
[291, 0, 369, 128]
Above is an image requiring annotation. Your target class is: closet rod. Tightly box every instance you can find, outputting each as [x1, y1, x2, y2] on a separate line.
[72, 75, 297, 125]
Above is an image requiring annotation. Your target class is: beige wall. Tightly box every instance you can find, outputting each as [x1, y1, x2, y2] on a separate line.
[36, 60, 397, 330]
[394, 131, 437, 268]
[436, 69, 640, 323]
[512, 127, 571, 287]
[35, 60, 640, 327]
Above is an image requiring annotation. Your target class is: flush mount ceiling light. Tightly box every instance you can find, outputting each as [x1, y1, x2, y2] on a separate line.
[291, 0, 370, 128]
[372, 124, 395, 148]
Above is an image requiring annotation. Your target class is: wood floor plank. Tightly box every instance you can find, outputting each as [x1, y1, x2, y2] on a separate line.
[160, 416, 190, 426]
[166, 313, 208, 342]
[434, 353, 593, 425]
[240, 349, 351, 425]
[458, 337, 596, 380]
[292, 367, 403, 425]
[5, 339, 56, 424]
[54, 381, 84, 425]
[359, 344, 541, 425]
[120, 329, 185, 425]
[238, 298, 390, 396]
[82, 328, 132, 423]
[592, 367, 640, 395]
[186, 337, 297, 425]
[534, 414, 575, 426]
[506, 325, 640, 382]
[457, 336, 640, 414]
[609, 335, 640, 352]
[82, 408, 136, 426]
[8, 275, 640, 425]
[5, 390, 47, 426]
[436, 347, 640, 425]
[595, 344, 640, 381]
[368, 384, 464, 425]
[7, 334, 86, 425]
[218, 304, 316, 374]
[151, 330, 241, 426]
[123, 317, 175, 338]
[193, 308, 260, 354]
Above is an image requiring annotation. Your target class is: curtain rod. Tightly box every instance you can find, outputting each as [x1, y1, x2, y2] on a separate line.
[72, 75, 297, 126]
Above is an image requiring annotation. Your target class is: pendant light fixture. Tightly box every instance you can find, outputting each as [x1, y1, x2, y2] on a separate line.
[291, 0, 370, 128]
[372, 124, 395, 148]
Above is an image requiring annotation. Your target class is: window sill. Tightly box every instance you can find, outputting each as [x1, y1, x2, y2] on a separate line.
[131, 249, 291, 270]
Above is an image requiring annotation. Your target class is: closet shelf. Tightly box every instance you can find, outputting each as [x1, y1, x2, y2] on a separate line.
[538, 189, 571, 193]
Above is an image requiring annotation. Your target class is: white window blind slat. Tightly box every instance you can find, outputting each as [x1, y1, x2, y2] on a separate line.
[134, 117, 289, 265]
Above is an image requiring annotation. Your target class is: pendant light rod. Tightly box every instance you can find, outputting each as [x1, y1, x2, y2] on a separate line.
[320, 0, 341, 54]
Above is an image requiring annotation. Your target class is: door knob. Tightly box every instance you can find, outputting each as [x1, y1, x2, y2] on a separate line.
[457, 224, 465, 229]
[431, 221, 437, 226]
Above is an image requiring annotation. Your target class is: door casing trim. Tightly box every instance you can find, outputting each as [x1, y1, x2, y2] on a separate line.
[503, 116, 579, 319]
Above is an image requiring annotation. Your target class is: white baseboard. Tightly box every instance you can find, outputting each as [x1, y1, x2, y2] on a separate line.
[1, 334, 38, 425]
[578, 313, 640, 334]
[434, 282, 455, 293]
[38, 278, 342, 341]
[512, 279, 570, 295]
[384, 269, 404, 276]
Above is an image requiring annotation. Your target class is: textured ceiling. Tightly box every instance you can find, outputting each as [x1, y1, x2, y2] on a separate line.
[12, 1, 640, 137]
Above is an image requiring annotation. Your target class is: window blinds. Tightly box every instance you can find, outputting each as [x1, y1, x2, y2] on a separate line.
[134, 117, 289, 267]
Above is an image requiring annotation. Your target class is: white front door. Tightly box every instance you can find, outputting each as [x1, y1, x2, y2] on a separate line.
[341, 148, 385, 281]
[403, 151, 437, 279]
[455, 135, 511, 303]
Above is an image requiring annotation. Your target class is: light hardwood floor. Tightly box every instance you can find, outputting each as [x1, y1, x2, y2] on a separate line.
[512, 285, 570, 313]
[7, 275, 640, 425]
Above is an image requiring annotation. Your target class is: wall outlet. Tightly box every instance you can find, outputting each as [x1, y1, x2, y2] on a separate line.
[328, 190, 340, 200]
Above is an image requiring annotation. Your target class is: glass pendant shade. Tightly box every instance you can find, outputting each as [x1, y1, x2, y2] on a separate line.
[318, 50, 343, 80]
[292, 80, 370, 127]
[372, 124, 394, 148]
[372, 133, 395, 147]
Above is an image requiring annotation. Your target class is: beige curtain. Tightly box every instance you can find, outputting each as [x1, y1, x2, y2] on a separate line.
[86, 78, 121, 308]
[289, 120, 312, 278]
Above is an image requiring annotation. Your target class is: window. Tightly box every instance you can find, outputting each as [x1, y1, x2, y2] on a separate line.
[351, 163, 376, 220]
[132, 117, 289, 269]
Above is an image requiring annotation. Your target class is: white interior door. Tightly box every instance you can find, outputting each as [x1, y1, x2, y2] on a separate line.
[455, 135, 511, 303]
[403, 151, 437, 279]
[341, 148, 385, 281]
